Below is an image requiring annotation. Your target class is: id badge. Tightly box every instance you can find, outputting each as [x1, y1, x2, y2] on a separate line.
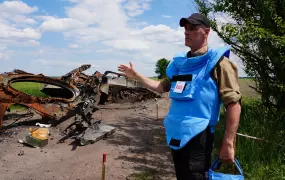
[173, 81, 186, 93]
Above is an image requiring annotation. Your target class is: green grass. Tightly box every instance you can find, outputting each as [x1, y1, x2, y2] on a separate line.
[149, 76, 159, 80]
[213, 97, 285, 179]
[9, 82, 48, 111]
[9, 104, 28, 111]
[238, 78, 260, 98]
[11, 82, 48, 97]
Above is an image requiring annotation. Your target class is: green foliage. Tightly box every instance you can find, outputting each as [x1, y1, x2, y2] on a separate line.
[214, 97, 285, 179]
[194, 0, 285, 112]
[155, 58, 170, 79]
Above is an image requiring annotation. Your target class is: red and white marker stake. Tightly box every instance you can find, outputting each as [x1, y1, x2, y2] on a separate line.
[102, 153, 106, 180]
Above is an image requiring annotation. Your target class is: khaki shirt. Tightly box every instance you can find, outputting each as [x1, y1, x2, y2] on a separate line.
[161, 46, 242, 106]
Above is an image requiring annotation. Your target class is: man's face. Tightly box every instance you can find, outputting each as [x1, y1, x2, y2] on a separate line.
[184, 23, 210, 47]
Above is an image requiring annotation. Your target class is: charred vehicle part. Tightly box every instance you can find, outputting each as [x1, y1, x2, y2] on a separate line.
[0, 65, 112, 145]
[97, 71, 160, 104]
[0, 65, 160, 145]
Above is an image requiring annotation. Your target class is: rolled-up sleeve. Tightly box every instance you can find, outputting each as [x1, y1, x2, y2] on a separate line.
[161, 77, 171, 92]
[212, 57, 242, 106]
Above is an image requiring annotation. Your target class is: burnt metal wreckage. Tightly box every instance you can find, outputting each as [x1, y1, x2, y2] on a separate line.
[0, 65, 160, 145]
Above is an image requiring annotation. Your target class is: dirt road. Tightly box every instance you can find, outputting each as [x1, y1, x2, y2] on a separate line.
[0, 96, 176, 180]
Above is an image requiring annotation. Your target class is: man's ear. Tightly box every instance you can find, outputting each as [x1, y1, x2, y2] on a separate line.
[205, 28, 210, 35]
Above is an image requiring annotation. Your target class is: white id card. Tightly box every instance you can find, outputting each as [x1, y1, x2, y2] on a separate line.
[173, 81, 186, 93]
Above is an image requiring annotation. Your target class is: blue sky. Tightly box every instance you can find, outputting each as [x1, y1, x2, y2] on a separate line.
[0, 0, 246, 77]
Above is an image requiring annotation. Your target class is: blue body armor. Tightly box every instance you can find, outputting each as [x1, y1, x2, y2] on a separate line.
[164, 45, 231, 150]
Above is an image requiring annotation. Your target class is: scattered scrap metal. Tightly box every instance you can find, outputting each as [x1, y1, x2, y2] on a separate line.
[0, 65, 160, 146]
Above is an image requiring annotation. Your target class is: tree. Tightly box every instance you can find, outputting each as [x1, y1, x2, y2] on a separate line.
[155, 58, 170, 79]
[195, 0, 285, 112]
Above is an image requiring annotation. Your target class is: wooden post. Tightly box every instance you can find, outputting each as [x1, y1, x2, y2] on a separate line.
[156, 103, 158, 120]
[102, 153, 106, 180]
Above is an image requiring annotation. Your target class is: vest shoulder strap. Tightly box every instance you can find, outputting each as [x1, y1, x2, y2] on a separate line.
[204, 45, 231, 78]
[166, 52, 186, 79]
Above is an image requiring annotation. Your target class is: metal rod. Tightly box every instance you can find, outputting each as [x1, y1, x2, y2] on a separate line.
[102, 153, 106, 180]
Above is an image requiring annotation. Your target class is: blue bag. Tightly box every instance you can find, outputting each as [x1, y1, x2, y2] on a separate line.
[208, 158, 244, 180]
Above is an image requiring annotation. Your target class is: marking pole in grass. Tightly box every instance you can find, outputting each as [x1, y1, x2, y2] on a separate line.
[102, 153, 106, 180]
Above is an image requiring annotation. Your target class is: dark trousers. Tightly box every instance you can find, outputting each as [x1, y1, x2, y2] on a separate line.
[171, 127, 215, 180]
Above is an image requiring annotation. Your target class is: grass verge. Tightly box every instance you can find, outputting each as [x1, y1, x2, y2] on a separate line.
[214, 97, 285, 179]
[9, 82, 48, 111]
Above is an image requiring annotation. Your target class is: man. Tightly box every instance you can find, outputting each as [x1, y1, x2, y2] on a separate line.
[118, 13, 241, 180]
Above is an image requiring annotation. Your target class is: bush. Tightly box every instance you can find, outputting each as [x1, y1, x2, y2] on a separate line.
[214, 97, 285, 179]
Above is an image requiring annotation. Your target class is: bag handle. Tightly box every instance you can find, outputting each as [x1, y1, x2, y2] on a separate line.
[211, 158, 244, 175]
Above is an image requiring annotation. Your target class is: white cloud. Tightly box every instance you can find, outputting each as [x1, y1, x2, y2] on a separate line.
[66, 0, 129, 28]
[1, 12, 37, 25]
[36, 15, 56, 21]
[95, 49, 113, 53]
[68, 44, 79, 49]
[127, 9, 145, 17]
[131, 21, 148, 27]
[67, 7, 100, 25]
[123, 0, 152, 17]
[42, 0, 186, 69]
[0, 44, 6, 51]
[40, 0, 130, 40]
[40, 18, 86, 32]
[208, 12, 238, 28]
[64, 27, 126, 44]
[133, 24, 172, 34]
[124, 1, 141, 11]
[0, 24, 41, 39]
[0, 1, 40, 47]
[162, 15, 172, 18]
[31, 58, 102, 76]
[28, 40, 41, 46]
[130, 25, 184, 43]
[0, 44, 9, 61]
[12, 15, 36, 24]
[0, 52, 9, 61]
[208, 30, 227, 48]
[0, 1, 38, 14]
[103, 39, 150, 51]
[37, 59, 84, 68]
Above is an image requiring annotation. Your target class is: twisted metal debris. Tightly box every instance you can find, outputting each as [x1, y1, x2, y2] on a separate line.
[0, 65, 160, 144]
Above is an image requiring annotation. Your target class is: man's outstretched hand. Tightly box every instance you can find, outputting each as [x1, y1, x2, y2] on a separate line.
[118, 62, 138, 79]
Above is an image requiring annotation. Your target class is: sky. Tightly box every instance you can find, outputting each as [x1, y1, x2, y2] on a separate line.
[0, 0, 247, 77]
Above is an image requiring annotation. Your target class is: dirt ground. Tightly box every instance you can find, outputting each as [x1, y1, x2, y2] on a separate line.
[0, 94, 176, 180]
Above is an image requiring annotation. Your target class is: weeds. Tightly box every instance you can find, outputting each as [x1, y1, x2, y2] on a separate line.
[214, 97, 285, 179]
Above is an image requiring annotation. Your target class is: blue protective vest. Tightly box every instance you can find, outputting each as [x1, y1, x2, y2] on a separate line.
[164, 45, 231, 150]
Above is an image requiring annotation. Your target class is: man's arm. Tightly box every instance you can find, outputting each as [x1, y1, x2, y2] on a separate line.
[219, 102, 241, 164]
[118, 62, 170, 94]
[131, 72, 170, 94]
[212, 57, 242, 164]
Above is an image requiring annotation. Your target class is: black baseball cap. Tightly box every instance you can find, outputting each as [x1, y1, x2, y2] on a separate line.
[180, 13, 210, 28]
